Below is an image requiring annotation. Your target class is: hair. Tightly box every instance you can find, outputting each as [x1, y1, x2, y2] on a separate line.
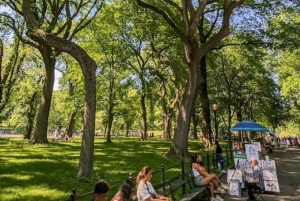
[136, 166, 151, 189]
[94, 180, 111, 195]
[120, 179, 134, 201]
[190, 154, 199, 165]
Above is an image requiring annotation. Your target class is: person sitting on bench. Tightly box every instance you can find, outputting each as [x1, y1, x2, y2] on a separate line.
[191, 154, 224, 201]
[244, 157, 264, 201]
[111, 179, 135, 201]
[136, 166, 171, 201]
[93, 180, 111, 201]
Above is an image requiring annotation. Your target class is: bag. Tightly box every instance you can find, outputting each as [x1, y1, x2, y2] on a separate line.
[261, 148, 267, 155]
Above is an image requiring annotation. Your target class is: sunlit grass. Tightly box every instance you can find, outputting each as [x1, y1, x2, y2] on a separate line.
[0, 136, 231, 201]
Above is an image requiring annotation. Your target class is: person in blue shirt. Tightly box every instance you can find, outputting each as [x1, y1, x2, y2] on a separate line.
[244, 157, 264, 201]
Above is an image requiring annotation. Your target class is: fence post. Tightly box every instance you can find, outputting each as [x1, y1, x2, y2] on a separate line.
[206, 153, 210, 174]
[226, 146, 229, 166]
[70, 188, 76, 201]
[160, 164, 165, 191]
[160, 164, 165, 182]
[181, 159, 186, 194]
[212, 152, 216, 173]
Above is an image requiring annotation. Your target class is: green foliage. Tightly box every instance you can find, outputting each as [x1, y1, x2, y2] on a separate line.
[0, 137, 230, 201]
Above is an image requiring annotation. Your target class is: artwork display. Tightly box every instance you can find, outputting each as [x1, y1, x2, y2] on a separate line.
[227, 169, 243, 183]
[261, 160, 276, 170]
[253, 141, 262, 152]
[264, 180, 280, 192]
[228, 180, 241, 197]
[263, 170, 278, 181]
[233, 142, 240, 151]
[245, 144, 259, 161]
[260, 160, 280, 192]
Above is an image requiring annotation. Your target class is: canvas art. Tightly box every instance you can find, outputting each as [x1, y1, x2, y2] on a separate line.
[229, 180, 241, 197]
[245, 144, 259, 161]
[264, 180, 280, 192]
[253, 141, 262, 151]
[233, 142, 240, 151]
[263, 170, 278, 181]
[261, 160, 276, 170]
[227, 169, 243, 183]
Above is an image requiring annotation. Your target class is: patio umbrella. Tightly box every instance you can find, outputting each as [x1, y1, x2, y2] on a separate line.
[230, 120, 270, 132]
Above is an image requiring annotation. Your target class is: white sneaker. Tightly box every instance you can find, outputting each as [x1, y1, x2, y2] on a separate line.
[210, 197, 218, 201]
[220, 183, 228, 190]
[217, 187, 225, 194]
[221, 170, 227, 174]
[216, 194, 224, 201]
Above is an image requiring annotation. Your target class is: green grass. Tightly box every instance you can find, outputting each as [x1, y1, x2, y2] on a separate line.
[0, 137, 232, 201]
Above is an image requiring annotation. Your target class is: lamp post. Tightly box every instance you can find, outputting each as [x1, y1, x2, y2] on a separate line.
[212, 102, 219, 140]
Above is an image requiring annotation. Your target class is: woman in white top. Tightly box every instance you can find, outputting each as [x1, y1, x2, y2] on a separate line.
[136, 166, 171, 201]
[191, 154, 224, 201]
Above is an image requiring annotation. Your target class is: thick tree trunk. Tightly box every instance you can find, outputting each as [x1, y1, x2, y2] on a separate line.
[165, 56, 201, 157]
[199, 56, 212, 147]
[30, 46, 55, 144]
[163, 113, 171, 139]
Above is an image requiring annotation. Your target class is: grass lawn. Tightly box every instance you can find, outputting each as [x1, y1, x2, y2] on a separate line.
[0, 136, 232, 201]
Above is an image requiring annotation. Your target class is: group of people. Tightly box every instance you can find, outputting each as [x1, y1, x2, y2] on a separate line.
[92, 166, 171, 201]
[92, 137, 263, 201]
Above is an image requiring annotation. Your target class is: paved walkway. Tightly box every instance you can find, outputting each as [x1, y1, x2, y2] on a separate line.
[219, 146, 300, 201]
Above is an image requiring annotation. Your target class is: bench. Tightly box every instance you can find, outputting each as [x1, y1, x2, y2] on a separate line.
[153, 171, 210, 201]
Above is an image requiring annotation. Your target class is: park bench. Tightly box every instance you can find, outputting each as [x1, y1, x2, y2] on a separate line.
[154, 170, 210, 201]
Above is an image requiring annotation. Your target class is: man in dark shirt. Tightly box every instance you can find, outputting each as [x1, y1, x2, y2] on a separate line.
[214, 137, 227, 173]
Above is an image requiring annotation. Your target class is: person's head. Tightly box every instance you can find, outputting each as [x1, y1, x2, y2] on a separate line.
[94, 180, 111, 201]
[136, 166, 152, 187]
[249, 157, 258, 167]
[120, 179, 135, 201]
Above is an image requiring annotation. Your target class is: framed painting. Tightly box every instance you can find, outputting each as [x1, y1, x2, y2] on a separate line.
[228, 179, 241, 197]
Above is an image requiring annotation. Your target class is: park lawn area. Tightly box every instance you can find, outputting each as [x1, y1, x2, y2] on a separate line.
[0, 136, 226, 201]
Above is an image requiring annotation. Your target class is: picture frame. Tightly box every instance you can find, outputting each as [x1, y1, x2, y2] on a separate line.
[245, 144, 259, 161]
[228, 179, 241, 197]
[264, 180, 280, 192]
[227, 169, 243, 183]
[261, 160, 276, 170]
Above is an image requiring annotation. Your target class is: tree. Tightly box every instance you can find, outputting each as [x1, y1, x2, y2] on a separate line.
[136, 0, 245, 157]
[15, 0, 102, 177]
[0, 38, 25, 116]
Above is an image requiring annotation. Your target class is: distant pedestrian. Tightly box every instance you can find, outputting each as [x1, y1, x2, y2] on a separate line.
[214, 137, 227, 174]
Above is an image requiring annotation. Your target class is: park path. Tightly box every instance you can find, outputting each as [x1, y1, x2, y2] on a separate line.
[219, 146, 300, 201]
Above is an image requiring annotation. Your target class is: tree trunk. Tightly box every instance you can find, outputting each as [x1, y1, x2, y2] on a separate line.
[23, 90, 39, 140]
[199, 56, 212, 147]
[65, 110, 76, 137]
[140, 90, 147, 141]
[191, 112, 199, 140]
[165, 54, 201, 157]
[30, 46, 55, 144]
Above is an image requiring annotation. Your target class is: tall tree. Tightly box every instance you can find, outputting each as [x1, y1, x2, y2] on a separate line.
[8, 0, 103, 177]
[0, 38, 25, 115]
[136, 0, 245, 157]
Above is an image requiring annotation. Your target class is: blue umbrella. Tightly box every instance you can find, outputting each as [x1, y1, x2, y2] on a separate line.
[230, 121, 270, 132]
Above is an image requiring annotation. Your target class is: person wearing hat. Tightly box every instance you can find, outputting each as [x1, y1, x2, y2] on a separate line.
[244, 157, 264, 201]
